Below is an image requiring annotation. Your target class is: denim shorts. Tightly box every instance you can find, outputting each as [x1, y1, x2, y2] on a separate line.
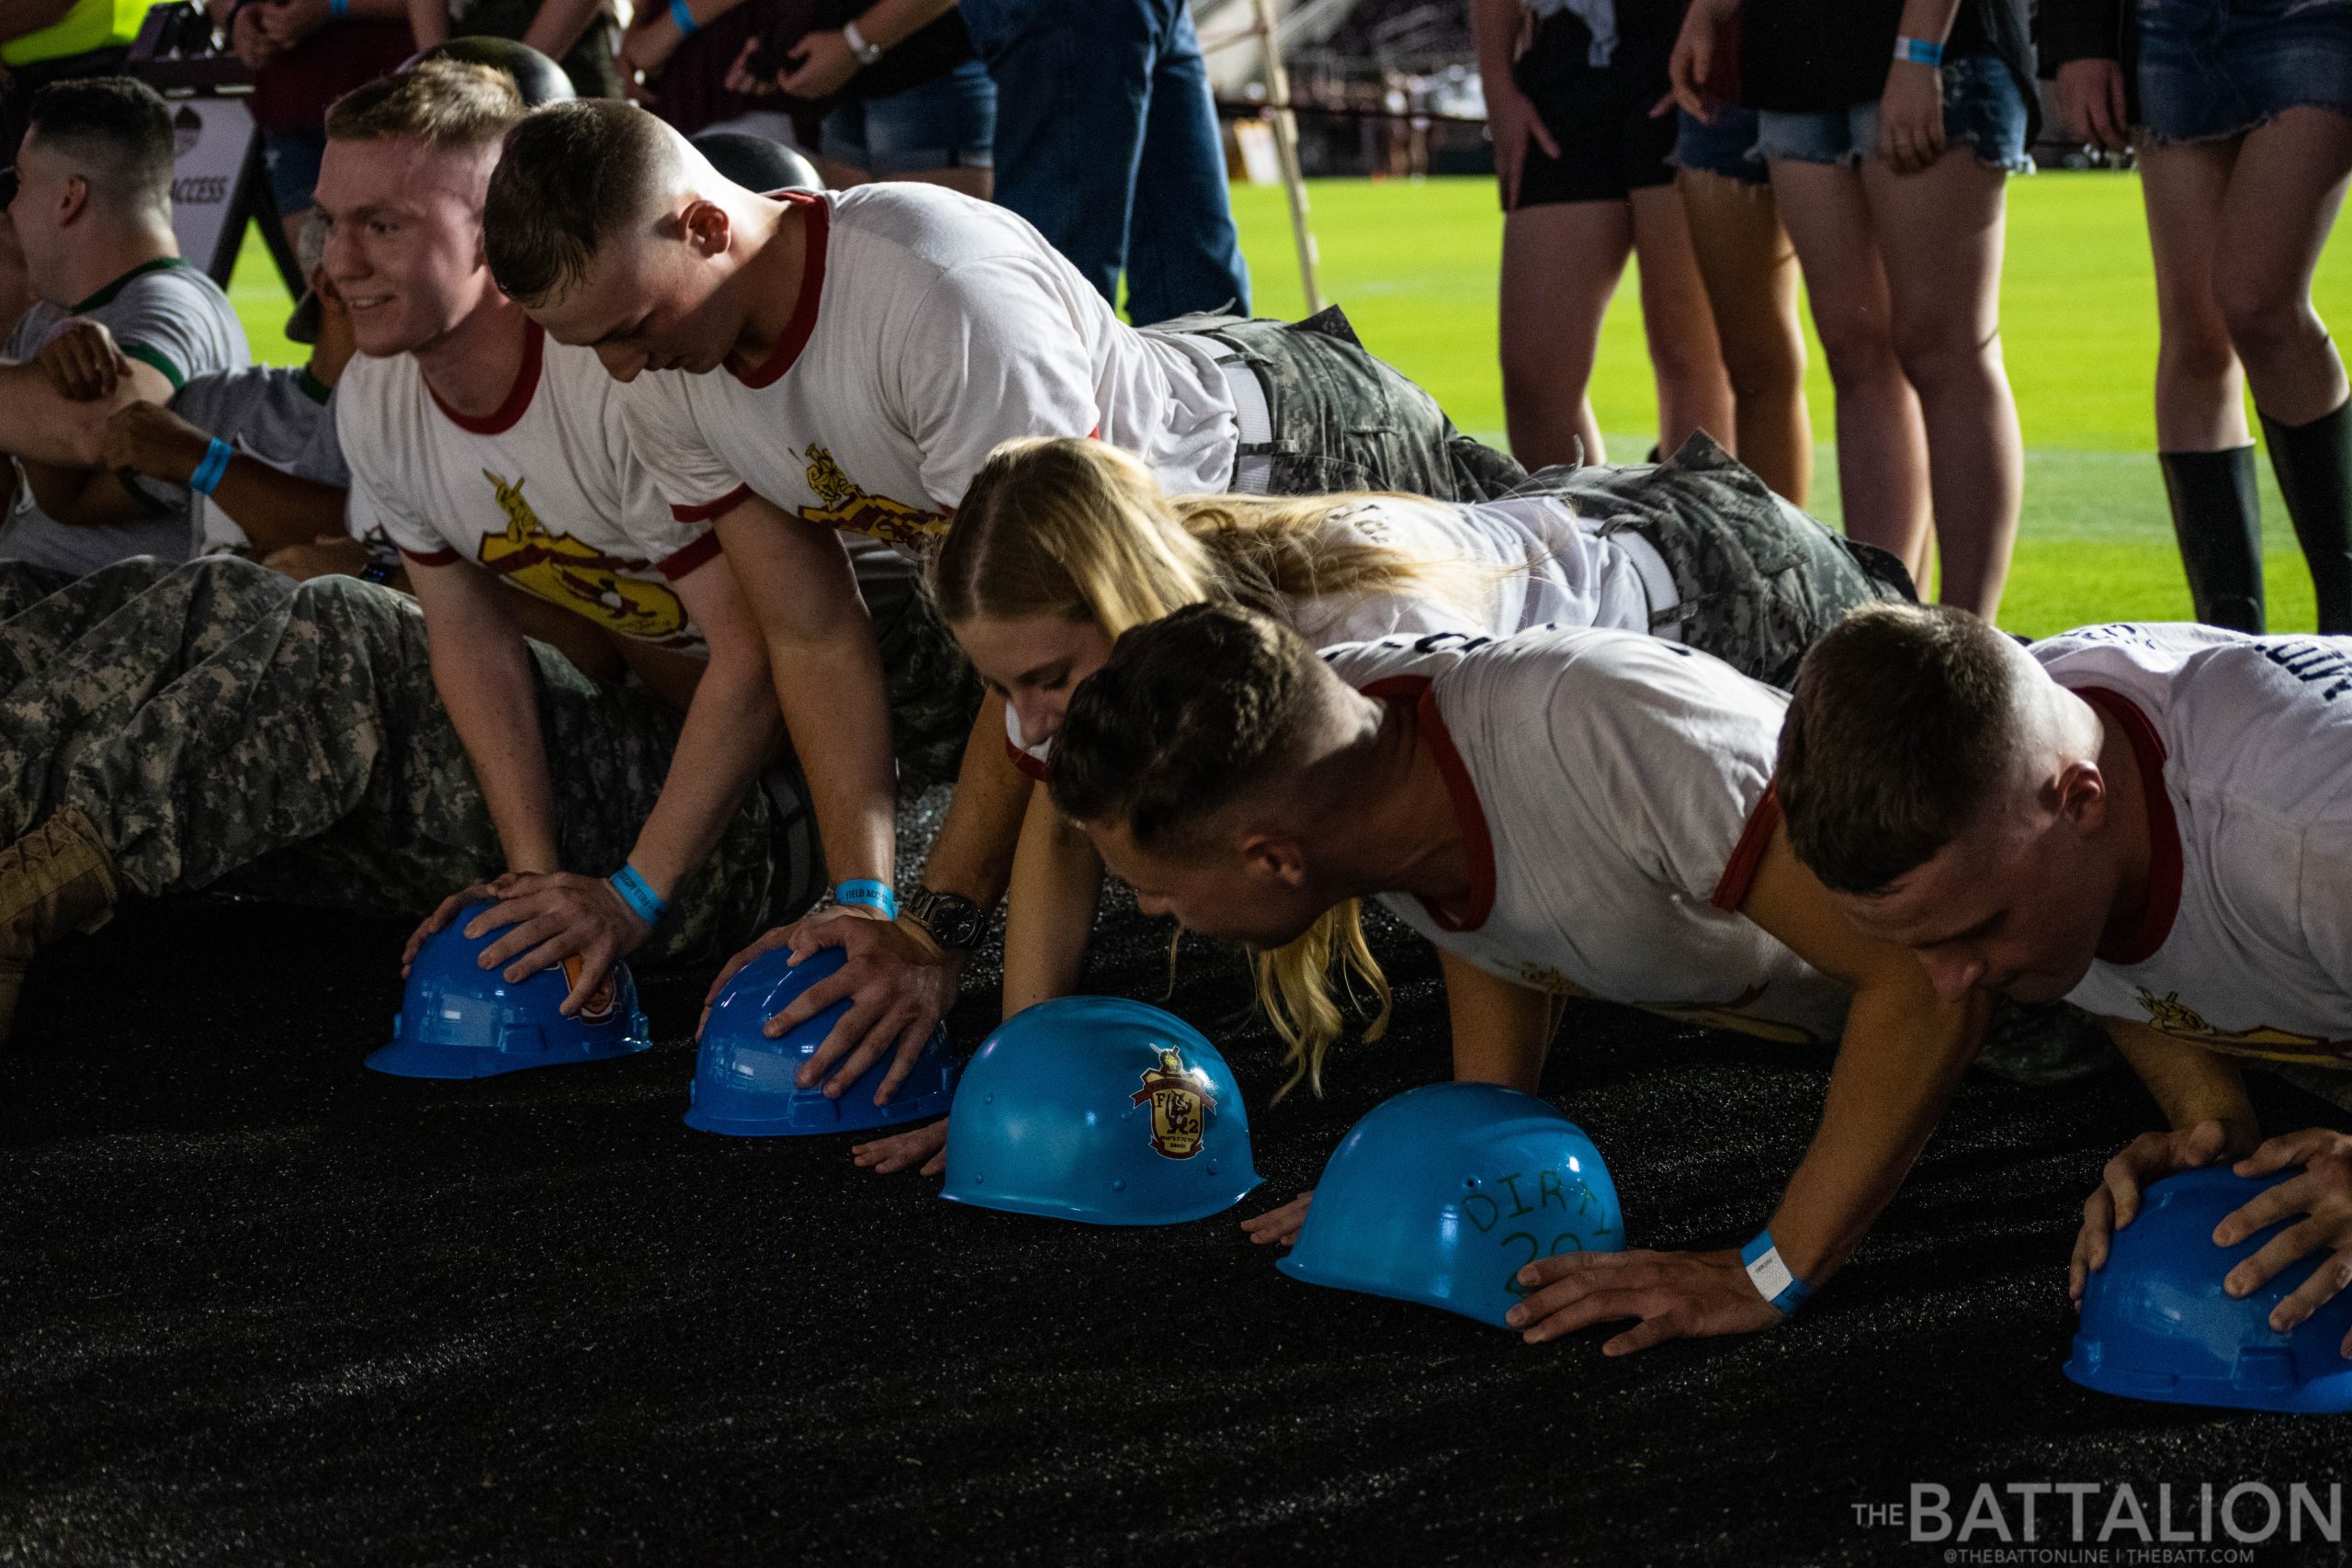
[2139, 0, 2352, 144]
[1754, 52, 2032, 173]
[262, 129, 326, 217]
[1672, 105, 1768, 186]
[821, 58, 996, 174]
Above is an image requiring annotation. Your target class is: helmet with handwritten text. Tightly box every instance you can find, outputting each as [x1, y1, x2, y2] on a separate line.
[1280, 1083, 1623, 1327]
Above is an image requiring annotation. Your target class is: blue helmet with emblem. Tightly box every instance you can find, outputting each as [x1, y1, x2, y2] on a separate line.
[685, 944, 956, 1135]
[2066, 1166, 2352, 1414]
[1279, 1083, 1623, 1327]
[941, 997, 1262, 1225]
[366, 900, 653, 1078]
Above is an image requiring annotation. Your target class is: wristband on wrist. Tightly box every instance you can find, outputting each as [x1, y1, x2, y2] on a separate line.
[833, 878, 898, 919]
[1740, 1228, 1815, 1316]
[187, 437, 233, 496]
[608, 863, 669, 927]
[328, 0, 348, 18]
[670, 0, 699, 33]
[1892, 35, 1943, 65]
[842, 17, 883, 63]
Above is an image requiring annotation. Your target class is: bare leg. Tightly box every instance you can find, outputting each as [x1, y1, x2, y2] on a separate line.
[1498, 198, 1634, 468]
[2212, 106, 2352, 426]
[1864, 147, 2024, 619]
[1769, 156, 1932, 581]
[2139, 140, 2249, 452]
[1629, 182, 1735, 459]
[1677, 168, 1814, 503]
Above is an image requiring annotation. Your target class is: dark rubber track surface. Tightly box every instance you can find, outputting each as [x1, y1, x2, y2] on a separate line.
[7, 798, 2351, 1566]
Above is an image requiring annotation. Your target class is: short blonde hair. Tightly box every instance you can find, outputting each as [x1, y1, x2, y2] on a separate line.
[324, 60, 525, 153]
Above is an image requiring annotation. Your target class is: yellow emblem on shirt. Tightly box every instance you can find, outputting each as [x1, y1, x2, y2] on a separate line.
[796, 443, 948, 551]
[2135, 987, 2346, 1065]
[477, 469, 689, 645]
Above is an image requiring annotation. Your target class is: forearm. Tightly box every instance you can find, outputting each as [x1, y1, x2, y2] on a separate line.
[1894, 0, 1965, 45]
[427, 611, 562, 873]
[767, 625, 896, 888]
[622, 650, 780, 898]
[1441, 948, 1555, 1092]
[19, 457, 139, 527]
[0, 364, 132, 468]
[1000, 786, 1102, 1015]
[1765, 984, 1984, 1285]
[520, 0, 599, 59]
[406, 0, 448, 46]
[1468, 0, 1520, 79]
[917, 694, 1032, 906]
[849, 0, 955, 51]
[206, 464, 348, 558]
[2106, 1017, 2260, 1147]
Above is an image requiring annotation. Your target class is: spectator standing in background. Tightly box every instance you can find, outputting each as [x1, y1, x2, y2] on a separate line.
[216, 0, 414, 254]
[1670, 9, 1812, 506]
[618, 0, 813, 143]
[1475, 0, 1732, 471]
[407, 0, 621, 97]
[0, 76, 245, 574]
[1672, 0, 2033, 620]
[770, 0, 1250, 323]
[2044, 0, 2352, 635]
[0, 0, 159, 152]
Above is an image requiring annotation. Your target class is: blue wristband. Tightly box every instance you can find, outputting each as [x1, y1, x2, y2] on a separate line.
[328, 0, 347, 17]
[608, 863, 668, 928]
[833, 878, 898, 919]
[670, 0, 699, 33]
[1893, 35, 1943, 65]
[187, 437, 233, 497]
[1741, 1229, 1815, 1315]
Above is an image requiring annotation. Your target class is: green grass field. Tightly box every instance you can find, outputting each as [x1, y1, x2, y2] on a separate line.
[228, 171, 2350, 636]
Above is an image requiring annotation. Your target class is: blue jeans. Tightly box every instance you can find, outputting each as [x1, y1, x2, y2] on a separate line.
[821, 57, 996, 174]
[963, 0, 1250, 324]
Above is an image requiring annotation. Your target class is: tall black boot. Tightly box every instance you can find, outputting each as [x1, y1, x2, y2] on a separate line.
[2261, 399, 2352, 635]
[2160, 446, 2267, 633]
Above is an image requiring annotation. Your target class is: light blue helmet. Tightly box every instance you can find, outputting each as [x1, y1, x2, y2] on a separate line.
[366, 900, 653, 1079]
[2066, 1166, 2352, 1414]
[1280, 1083, 1623, 1327]
[685, 944, 956, 1136]
[941, 997, 1262, 1225]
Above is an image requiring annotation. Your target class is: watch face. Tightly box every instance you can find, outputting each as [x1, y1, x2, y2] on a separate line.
[915, 890, 983, 949]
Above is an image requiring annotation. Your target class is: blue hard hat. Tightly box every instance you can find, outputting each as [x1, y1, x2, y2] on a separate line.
[684, 944, 956, 1136]
[941, 997, 1262, 1225]
[367, 901, 653, 1079]
[1279, 1083, 1623, 1328]
[2066, 1166, 2352, 1414]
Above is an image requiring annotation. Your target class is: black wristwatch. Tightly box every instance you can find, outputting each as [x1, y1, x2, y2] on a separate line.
[903, 885, 985, 952]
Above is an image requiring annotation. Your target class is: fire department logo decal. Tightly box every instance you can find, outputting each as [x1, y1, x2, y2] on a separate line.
[560, 955, 619, 1024]
[1131, 1046, 1216, 1160]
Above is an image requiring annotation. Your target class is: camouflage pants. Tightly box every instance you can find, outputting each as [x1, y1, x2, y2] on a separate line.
[0, 556, 820, 964]
[1163, 305, 1530, 502]
[1525, 432, 1918, 693]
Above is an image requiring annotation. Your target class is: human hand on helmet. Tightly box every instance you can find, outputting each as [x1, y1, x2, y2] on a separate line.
[1505, 1247, 1785, 1354]
[1241, 1190, 1314, 1247]
[2212, 1129, 2352, 1351]
[699, 903, 961, 1107]
[2069, 1118, 2244, 1307]
[851, 1117, 950, 1177]
[404, 873, 529, 974]
[463, 870, 653, 1015]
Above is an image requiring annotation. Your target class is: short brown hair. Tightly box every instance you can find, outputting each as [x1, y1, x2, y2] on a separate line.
[1776, 603, 2027, 894]
[324, 59, 524, 152]
[484, 100, 671, 307]
[26, 76, 173, 217]
[1049, 602, 1335, 849]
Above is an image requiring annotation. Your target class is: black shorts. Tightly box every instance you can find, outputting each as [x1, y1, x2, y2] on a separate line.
[1506, 11, 1678, 209]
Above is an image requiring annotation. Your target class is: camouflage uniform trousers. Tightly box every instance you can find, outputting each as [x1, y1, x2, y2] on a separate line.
[0, 555, 820, 965]
[1523, 431, 1918, 694]
[1159, 304, 1531, 502]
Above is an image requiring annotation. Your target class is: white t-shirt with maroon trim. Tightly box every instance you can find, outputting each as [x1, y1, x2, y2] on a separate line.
[1320, 626, 1849, 1045]
[1001, 493, 1658, 780]
[2033, 624, 2352, 1066]
[341, 324, 719, 657]
[619, 185, 1237, 557]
